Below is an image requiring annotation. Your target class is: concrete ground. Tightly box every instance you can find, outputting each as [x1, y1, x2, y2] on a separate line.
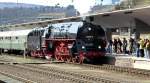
[0, 74, 22, 83]
[107, 53, 150, 70]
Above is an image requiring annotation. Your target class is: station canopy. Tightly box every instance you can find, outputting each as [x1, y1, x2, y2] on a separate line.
[87, 6, 150, 28]
[1, 6, 150, 30]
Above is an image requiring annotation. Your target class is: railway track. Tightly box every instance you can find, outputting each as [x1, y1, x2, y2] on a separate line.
[0, 64, 74, 83]
[0, 55, 150, 83]
[66, 62, 150, 78]
[3, 54, 149, 77]
[20, 64, 124, 83]
[1, 63, 148, 83]
[0, 63, 122, 83]
[22, 63, 150, 83]
[2, 55, 149, 78]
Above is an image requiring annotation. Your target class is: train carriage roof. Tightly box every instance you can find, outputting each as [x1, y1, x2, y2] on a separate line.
[0, 29, 33, 37]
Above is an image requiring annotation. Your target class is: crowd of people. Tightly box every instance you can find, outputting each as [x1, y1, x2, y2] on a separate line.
[107, 37, 150, 59]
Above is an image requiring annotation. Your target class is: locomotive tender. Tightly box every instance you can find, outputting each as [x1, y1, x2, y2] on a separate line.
[0, 21, 107, 63]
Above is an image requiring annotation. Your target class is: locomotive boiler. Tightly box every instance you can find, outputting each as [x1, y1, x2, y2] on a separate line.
[71, 22, 107, 63]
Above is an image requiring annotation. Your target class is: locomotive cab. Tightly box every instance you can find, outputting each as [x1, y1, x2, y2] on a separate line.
[43, 22, 79, 61]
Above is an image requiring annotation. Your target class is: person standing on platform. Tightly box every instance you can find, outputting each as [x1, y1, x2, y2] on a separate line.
[123, 38, 128, 54]
[146, 39, 150, 59]
[117, 38, 122, 53]
[129, 38, 134, 54]
[139, 39, 145, 57]
[107, 40, 113, 53]
[144, 39, 148, 58]
[136, 39, 140, 57]
[113, 38, 118, 53]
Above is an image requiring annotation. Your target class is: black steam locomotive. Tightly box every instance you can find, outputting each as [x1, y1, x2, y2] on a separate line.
[0, 21, 107, 63]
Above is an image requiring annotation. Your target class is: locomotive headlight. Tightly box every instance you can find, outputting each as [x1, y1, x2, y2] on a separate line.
[88, 27, 91, 31]
[98, 46, 101, 49]
[82, 46, 85, 49]
[68, 45, 72, 49]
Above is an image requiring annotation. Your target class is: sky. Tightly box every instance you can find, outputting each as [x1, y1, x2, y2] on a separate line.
[0, 0, 113, 14]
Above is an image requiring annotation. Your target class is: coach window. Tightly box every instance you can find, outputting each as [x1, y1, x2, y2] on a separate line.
[0, 37, 3, 40]
[10, 37, 11, 40]
[16, 37, 18, 39]
[5, 37, 9, 40]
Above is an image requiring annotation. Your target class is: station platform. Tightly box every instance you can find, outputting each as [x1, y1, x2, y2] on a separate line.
[107, 53, 150, 70]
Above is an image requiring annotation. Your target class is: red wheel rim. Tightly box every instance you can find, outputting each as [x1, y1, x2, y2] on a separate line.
[60, 56, 65, 62]
[67, 57, 72, 62]
[79, 53, 84, 64]
[31, 51, 35, 57]
[55, 55, 60, 61]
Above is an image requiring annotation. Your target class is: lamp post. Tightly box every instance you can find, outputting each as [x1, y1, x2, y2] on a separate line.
[24, 42, 27, 59]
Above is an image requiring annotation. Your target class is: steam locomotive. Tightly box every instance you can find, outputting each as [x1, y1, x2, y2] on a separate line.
[0, 21, 107, 63]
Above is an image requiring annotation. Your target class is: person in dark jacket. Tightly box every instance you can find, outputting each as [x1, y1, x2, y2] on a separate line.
[107, 40, 113, 53]
[129, 38, 134, 54]
[117, 38, 122, 53]
[136, 39, 140, 57]
[123, 38, 128, 54]
[113, 38, 118, 53]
